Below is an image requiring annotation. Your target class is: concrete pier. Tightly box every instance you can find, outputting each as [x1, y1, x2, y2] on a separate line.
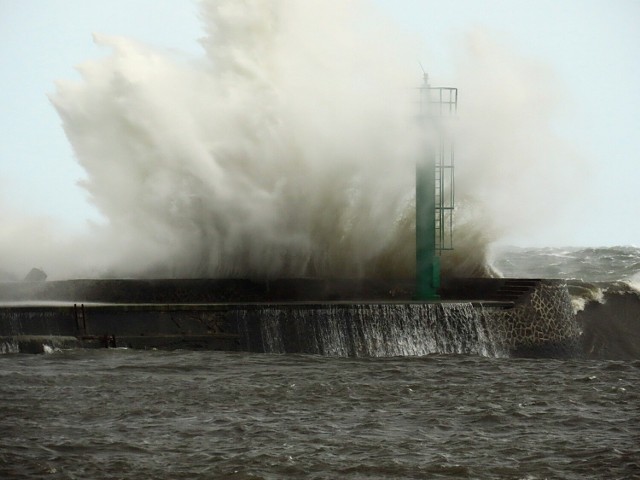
[0, 278, 581, 357]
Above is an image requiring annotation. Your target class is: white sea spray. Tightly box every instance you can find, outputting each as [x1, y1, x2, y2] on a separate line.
[1, 0, 583, 280]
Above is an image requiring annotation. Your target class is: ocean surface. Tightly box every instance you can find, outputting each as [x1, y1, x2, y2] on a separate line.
[1, 246, 640, 479]
[491, 245, 640, 284]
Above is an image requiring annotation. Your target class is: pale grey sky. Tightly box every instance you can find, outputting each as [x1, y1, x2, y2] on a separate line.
[1, 0, 639, 247]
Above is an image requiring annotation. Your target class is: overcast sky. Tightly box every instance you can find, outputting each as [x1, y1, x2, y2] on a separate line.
[1, 0, 639, 247]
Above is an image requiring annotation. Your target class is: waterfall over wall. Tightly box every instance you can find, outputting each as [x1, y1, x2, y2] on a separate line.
[241, 303, 506, 357]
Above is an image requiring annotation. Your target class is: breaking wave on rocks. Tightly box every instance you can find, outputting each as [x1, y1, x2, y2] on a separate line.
[493, 245, 640, 359]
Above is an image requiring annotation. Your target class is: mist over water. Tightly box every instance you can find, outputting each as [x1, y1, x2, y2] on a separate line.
[1, 0, 584, 280]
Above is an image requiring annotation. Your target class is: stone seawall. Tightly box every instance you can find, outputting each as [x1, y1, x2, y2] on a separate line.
[485, 282, 581, 357]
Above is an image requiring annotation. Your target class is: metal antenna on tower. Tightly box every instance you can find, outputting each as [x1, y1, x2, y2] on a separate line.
[419, 62, 429, 87]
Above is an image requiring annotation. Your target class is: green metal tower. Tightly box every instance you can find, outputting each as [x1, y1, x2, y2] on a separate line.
[416, 74, 457, 300]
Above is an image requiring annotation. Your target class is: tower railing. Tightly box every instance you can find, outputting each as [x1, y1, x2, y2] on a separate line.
[418, 85, 457, 253]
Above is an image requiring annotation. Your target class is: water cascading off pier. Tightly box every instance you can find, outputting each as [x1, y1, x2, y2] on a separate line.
[247, 303, 501, 357]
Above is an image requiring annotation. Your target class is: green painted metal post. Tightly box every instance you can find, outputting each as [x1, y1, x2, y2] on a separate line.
[415, 76, 457, 300]
[415, 73, 446, 301]
[416, 141, 440, 300]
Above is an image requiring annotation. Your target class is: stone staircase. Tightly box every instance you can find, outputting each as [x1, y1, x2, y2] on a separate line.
[438, 277, 543, 305]
[490, 279, 541, 303]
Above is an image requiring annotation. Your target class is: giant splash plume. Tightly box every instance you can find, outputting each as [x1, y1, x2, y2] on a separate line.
[50, 0, 423, 279]
[1, 0, 584, 280]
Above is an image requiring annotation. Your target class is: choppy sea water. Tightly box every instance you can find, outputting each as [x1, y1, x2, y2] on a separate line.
[1, 350, 639, 479]
[491, 245, 640, 284]
[2, 246, 640, 478]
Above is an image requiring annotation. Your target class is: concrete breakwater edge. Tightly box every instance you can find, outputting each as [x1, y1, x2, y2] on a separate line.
[0, 278, 581, 358]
